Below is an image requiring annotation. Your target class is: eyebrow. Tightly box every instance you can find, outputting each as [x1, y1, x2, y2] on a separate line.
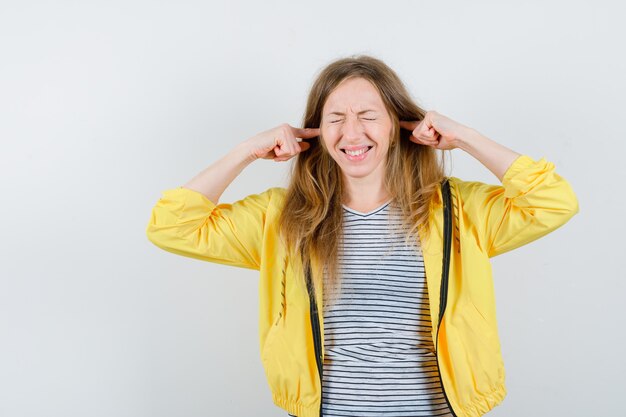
[325, 109, 378, 116]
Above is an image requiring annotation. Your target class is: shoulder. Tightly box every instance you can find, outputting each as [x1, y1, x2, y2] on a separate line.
[263, 186, 287, 205]
[267, 186, 287, 198]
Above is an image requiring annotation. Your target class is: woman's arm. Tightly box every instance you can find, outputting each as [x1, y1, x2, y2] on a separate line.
[146, 124, 318, 269]
[400, 111, 521, 181]
[453, 154, 579, 257]
[400, 111, 578, 257]
[453, 128, 522, 182]
[182, 142, 257, 204]
[182, 124, 318, 204]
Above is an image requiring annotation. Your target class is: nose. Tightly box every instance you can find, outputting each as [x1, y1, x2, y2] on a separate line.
[341, 115, 364, 141]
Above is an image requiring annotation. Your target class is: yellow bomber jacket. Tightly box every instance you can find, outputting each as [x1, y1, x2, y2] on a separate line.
[146, 154, 579, 417]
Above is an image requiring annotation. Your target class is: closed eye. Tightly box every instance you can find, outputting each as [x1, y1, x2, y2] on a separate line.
[329, 118, 375, 123]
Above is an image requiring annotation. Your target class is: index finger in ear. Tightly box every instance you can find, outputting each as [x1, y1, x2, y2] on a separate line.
[293, 127, 320, 139]
[399, 120, 419, 131]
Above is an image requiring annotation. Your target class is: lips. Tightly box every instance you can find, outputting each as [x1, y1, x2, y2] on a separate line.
[340, 145, 373, 162]
[340, 145, 373, 154]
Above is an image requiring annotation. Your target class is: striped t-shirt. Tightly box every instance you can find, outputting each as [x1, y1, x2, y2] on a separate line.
[288, 200, 454, 417]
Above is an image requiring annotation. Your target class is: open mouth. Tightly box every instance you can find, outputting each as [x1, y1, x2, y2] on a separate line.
[341, 146, 373, 156]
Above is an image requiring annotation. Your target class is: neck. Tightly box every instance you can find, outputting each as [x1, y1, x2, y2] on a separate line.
[342, 176, 391, 210]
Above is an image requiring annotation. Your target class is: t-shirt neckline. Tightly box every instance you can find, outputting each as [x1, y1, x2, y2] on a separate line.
[342, 199, 393, 216]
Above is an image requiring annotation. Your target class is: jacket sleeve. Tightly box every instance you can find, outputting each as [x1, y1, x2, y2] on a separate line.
[145, 186, 274, 270]
[454, 154, 579, 258]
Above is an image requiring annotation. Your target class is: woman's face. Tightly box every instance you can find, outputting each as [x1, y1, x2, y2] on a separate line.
[320, 77, 393, 183]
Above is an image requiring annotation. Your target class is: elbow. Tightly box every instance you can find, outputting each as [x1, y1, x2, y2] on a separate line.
[145, 207, 179, 250]
[561, 182, 580, 220]
[568, 193, 580, 217]
[145, 223, 177, 252]
[563, 194, 579, 228]
[146, 226, 158, 246]
[146, 225, 165, 250]
[550, 186, 580, 230]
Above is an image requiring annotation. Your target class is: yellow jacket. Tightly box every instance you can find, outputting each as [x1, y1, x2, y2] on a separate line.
[146, 154, 579, 417]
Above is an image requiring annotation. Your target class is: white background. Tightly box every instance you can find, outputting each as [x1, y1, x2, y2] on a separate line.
[1, 1, 624, 416]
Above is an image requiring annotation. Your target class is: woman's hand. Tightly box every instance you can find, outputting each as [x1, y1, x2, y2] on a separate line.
[244, 124, 319, 162]
[399, 111, 471, 151]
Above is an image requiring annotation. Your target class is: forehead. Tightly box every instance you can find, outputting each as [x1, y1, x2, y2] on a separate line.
[323, 77, 385, 111]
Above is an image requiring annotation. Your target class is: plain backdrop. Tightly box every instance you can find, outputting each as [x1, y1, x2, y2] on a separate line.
[1, 1, 624, 416]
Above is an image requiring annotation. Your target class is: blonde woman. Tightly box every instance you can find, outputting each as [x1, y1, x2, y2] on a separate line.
[146, 55, 578, 417]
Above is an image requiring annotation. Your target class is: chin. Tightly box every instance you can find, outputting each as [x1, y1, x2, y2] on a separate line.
[339, 166, 375, 178]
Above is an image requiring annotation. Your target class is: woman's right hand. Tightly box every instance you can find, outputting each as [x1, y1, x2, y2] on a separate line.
[244, 124, 320, 162]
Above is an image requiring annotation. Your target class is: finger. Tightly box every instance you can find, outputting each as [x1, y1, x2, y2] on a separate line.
[272, 147, 288, 160]
[298, 141, 311, 152]
[274, 155, 293, 162]
[415, 123, 436, 139]
[277, 139, 298, 158]
[421, 135, 438, 144]
[418, 127, 435, 139]
[273, 145, 285, 157]
[399, 120, 419, 131]
[293, 127, 320, 139]
[261, 149, 277, 160]
[285, 142, 298, 157]
[409, 134, 437, 146]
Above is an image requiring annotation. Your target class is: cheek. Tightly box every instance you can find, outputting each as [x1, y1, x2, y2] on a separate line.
[321, 132, 339, 151]
[366, 121, 390, 134]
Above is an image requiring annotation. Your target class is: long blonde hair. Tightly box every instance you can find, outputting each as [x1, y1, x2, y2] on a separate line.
[278, 55, 446, 311]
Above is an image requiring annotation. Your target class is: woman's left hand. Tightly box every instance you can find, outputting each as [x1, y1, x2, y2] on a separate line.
[399, 111, 470, 150]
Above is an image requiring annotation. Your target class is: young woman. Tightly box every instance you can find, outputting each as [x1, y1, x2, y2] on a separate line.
[146, 55, 578, 417]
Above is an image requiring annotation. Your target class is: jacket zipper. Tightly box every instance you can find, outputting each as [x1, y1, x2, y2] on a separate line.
[435, 178, 458, 417]
[305, 263, 324, 417]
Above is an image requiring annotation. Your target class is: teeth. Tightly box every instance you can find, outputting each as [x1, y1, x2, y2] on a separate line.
[345, 148, 367, 156]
